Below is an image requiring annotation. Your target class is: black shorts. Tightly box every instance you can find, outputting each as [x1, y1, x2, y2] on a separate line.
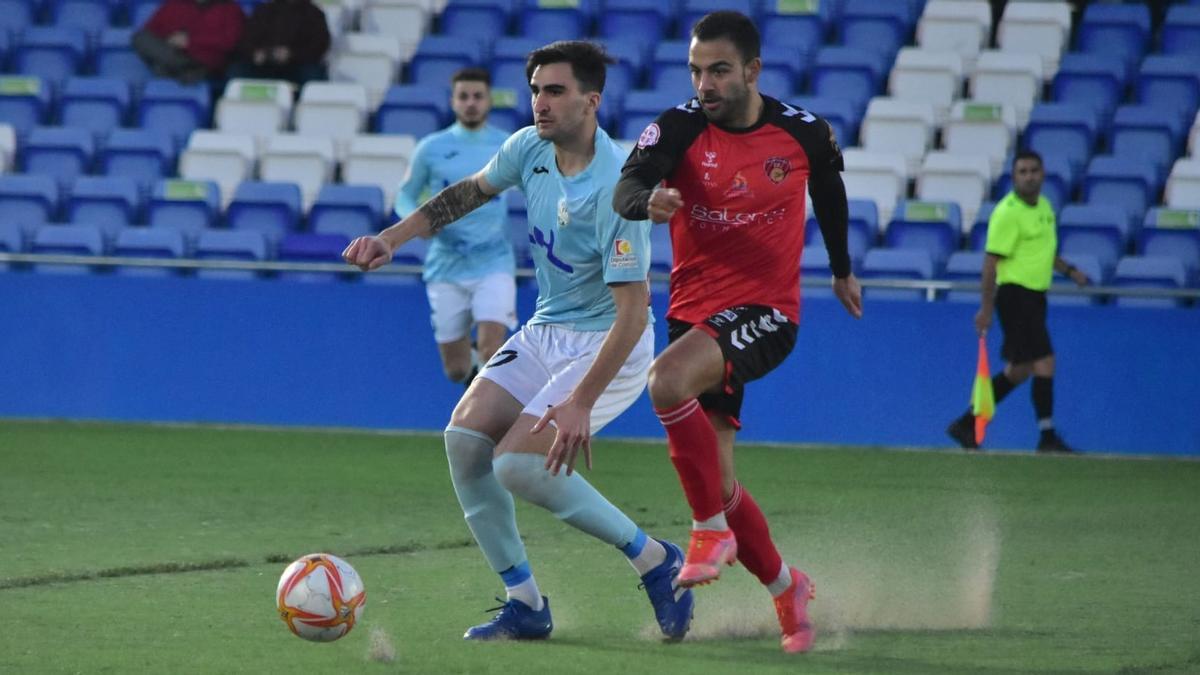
[667, 305, 798, 429]
[996, 283, 1053, 363]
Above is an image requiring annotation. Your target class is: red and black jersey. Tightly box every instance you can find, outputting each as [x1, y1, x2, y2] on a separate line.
[614, 94, 850, 324]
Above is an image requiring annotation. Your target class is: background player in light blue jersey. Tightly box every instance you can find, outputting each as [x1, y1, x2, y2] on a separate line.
[343, 41, 693, 643]
[395, 68, 516, 385]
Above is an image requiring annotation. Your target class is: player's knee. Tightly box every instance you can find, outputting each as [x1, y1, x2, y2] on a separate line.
[647, 360, 687, 407]
[493, 453, 534, 496]
[445, 366, 472, 384]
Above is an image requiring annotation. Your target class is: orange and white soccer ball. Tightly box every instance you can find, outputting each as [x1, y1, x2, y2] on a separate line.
[276, 553, 366, 642]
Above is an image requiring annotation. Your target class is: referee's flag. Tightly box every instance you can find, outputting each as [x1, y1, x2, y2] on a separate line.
[972, 336, 995, 444]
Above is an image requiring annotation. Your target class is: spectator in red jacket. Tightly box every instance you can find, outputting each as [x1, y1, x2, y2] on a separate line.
[133, 0, 245, 83]
[226, 0, 332, 88]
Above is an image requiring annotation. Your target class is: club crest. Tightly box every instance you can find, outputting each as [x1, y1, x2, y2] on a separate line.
[764, 157, 791, 184]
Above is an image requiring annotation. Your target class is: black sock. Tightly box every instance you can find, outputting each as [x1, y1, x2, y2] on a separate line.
[1032, 376, 1054, 428]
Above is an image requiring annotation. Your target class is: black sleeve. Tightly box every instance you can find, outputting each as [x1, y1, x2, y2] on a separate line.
[809, 168, 852, 279]
[613, 102, 705, 220]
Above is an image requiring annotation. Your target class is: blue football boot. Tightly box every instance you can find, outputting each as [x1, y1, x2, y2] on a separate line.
[639, 539, 695, 642]
[463, 596, 553, 641]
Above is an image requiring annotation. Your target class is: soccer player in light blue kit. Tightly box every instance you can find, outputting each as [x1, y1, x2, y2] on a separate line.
[343, 41, 694, 642]
[395, 68, 516, 385]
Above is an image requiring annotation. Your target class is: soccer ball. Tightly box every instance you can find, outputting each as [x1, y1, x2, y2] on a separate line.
[276, 553, 366, 642]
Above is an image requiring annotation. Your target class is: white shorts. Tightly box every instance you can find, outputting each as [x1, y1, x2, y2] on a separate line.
[426, 272, 518, 344]
[479, 322, 654, 434]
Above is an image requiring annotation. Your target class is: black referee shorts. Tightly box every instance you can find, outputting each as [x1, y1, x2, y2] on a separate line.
[667, 305, 798, 429]
[995, 283, 1054, 364]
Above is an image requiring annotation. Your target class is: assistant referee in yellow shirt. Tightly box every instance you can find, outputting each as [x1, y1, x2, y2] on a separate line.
[947, 150, 1090, 453]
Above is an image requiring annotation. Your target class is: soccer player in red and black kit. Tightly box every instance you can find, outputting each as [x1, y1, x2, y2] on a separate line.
[613, 11, 862, 654]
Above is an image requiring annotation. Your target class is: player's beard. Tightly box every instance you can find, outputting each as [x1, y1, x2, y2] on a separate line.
[701, 82, 750, 127]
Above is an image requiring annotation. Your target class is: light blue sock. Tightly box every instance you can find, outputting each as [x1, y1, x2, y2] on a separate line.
[493, 452, 638, 547]
[444, 426, 527, 574]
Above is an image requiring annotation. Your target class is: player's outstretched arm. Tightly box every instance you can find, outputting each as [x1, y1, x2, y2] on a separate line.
[538, 281, 649, 477]
[343, 173, 501, 271]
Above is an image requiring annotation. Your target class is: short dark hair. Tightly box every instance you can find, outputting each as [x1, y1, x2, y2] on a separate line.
[692, 10, 761, 64]
[525, 40, 614, 94]
[1013, 149, 1043, 168]
[451, 67, 490, 87]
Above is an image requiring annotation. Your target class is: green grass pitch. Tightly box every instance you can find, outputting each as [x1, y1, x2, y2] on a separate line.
[1, 420, 1198, 674]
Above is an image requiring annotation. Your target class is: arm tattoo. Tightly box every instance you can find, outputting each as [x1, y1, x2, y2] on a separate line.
[418, 179, 491, 235]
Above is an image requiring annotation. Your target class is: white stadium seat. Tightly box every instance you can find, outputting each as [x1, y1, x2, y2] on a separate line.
[917, 151, 993, 230]
[259, 134, 337, 210]
[969, 50, 1043, 127]
[294, 81, 370, 159]
[916, 0, 992, 74]
[943, 100, 1016, 177]
[359, 3, 428, 51]
[179, 131, 258, 208]
[1165, 158, 1200, 210]
[860, 98, 937, 175]
[0, 124, 15, 174]
[216, 78, 296, 148]
[341, 133, 417, 208]
[888, 48, 964, 125]
[841, 149, 909, 227]
[330, 33, 405, 108]
[997, 1, 1072, 80]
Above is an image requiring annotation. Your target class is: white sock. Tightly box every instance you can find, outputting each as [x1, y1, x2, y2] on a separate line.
[505, 577, 544, 611]
[767, 562, 794, 598]
[628, 537, 667, 576]
[693, 513, 729, 531]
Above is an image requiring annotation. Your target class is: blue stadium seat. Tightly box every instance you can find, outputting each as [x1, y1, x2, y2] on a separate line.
[648, 223, 671, 274]
[1161, 5, 1200, 59]
[277, 232, 352, 282]
[602, 40, 647, 91]
[67, 175, 142, 239]
[807, 197, 878, 265]
[226, 181, 302, 244]
[810, 47, 887, 115]
[488, 60, 532, 132]
[437, 2, 509, 43]
[22, 126, 95, 190]
[147, 179, 220, 237]
[761, 44, 811, 96]
[1081, 156, 1161, 232]
[598, 0, 669, 45]
[491, 36, 544, 65]
[309, 184, 385, 240]
[1135, 55, 1200, 129]
[14, 26, 87, 90]
[677, 0, 755, 39]
[761, 7, 829, 54]
[1075, 3, 1150, 77]
[407, 35, 486, 87]
[100, 128, 176, 193]
[860, 247, 935, 301]
[1051, 252, 1104, 306]
[1023, 103, 1100, 176]
[0, 220, 24, 253]
[0, 174, 59, 226]
[650, 63, 697, 101]
[30, 223, 104, 274]
[968, 201, 995, 251]
[0, 75, 51, 140]
[799, 246, 836, 298]
[96, 29, 153, 89]
[839, 0, 912, 60]
[60, 77, 132, 143]
[792, 95, 860, 146]
[941, 250, 983, 303]
[993, 154, 1074, 212]
[112, 227, 187, 277]
[1051, 53, 1127, 128]
[1138, 208, 1200, 284]
[1057, 203, 1128, 278]
[883, 200, 961, 270]
[138, 79, 212, 150]
[1108, 105, 1186, 179]
[375, 85, 449, 137]
[46, 0, 114, 41]
[194, 228, 269, 280]
[517, 0, 594, 39]
[620, 89, 684, 141]
[129, 0, 159, 28]
[0, 0, 34, 42]
[1112, 255, 1188, 307]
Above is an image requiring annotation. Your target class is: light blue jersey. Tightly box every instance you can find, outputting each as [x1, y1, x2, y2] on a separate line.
[483, 126, 652, 331]
[395, 122, 514, 283]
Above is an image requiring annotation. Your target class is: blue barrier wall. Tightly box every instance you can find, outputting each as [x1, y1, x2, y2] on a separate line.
[2, 273, 1198, 455]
